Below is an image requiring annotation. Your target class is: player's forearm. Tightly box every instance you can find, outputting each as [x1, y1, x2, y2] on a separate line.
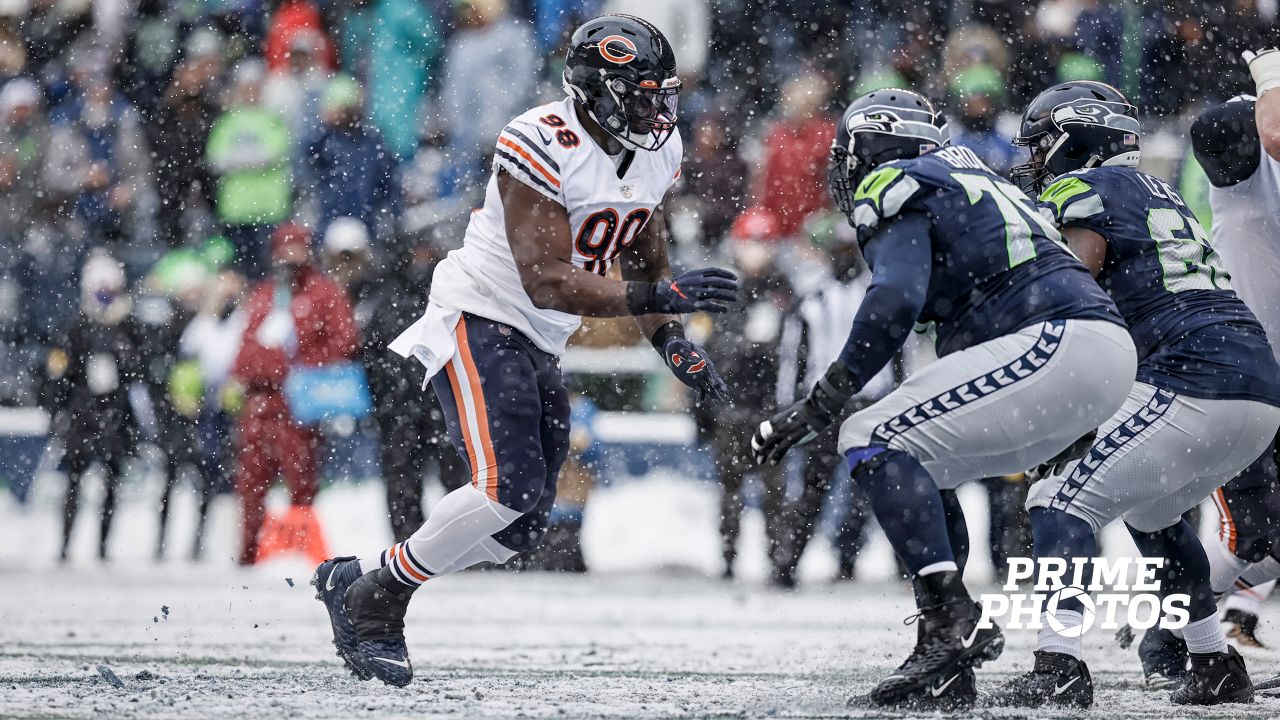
[521, 262, 633, 317]
[1257, 91, 1280, 162]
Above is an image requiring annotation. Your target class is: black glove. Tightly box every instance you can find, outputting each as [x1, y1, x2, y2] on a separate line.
[752, 363, 858, 465]
[1026, 428, 1098, 481]
[627, 267, 739, 315]
[661, 335, 729, 406]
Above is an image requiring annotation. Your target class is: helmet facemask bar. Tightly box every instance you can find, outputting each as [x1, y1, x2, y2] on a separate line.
[827, 142, 859, 217]
[1011, 132, 1054, 193]
[602, 75, 680, 151]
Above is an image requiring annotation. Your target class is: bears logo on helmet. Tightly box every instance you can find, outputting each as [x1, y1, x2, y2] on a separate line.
[598, 35, 638, 65]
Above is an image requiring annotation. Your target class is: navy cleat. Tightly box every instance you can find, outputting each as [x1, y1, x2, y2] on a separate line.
[312, 556, 372, 680]
[347, 566, 416, 687]
[1171, 647, 1254, 705]
[1139, 625, 1188, 689]
[989, 650, 1094, 708]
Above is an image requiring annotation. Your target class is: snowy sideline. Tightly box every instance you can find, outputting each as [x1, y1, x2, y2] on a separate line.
[3, 472, 1280, 718]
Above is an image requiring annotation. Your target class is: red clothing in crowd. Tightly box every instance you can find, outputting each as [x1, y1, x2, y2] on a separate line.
[264, 0, 338, 73]
[753, 114, 837, 238]
[231, 263, 357, 564]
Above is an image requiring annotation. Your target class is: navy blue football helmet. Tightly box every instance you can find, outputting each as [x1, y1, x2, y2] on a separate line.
[1012, 80, 1141, 192]
[562, 15, 680, 151]
[828, 88, 949, 222]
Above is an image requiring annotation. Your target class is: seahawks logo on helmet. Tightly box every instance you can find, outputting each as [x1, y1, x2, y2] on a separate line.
[1051, 101, 1140, 134]
[842, 104, 950, 147]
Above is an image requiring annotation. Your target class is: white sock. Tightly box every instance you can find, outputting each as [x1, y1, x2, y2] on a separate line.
[360, 535, 518, 579]
[1237, 556, 1280, 593]
[1225, 579, 1275, 616]
[1182, 614, 1229, 655]
[1036, 610, 1084, 660]
[1207, 537, 1252, 594]
[917, 561, 958, 577]
[372, 485, 523, 587]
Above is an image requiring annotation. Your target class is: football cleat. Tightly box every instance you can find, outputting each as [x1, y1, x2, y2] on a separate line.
[989, 651, 1094, 708]
[1140, 625, 1188, 689]
[346, 567, 416, 687]
[867, 574, 1003, 707]
[1170, 647, 1254, 705]
[1223, 608, 1267, 650]
[311, 556, 371, 680]
[915, 666, 977, 711]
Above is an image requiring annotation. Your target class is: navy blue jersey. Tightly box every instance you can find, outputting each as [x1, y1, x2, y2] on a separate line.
[851, 146, 1121, 356]
[1040, 166, 1280, 405]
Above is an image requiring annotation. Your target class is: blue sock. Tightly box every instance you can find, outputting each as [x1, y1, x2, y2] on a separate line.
[848, 448, 955, 575]
[1029, 507, 1098, 614]
[1127, 519, 1217, 623]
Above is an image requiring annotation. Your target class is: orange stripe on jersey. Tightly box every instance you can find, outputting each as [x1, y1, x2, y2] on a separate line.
[454, 319, 500, 501]
[497, 136, 561, 188]
[1214, 488, 1237, 554]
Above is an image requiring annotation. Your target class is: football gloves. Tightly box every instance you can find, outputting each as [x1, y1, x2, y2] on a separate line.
[752, 363, 858, 465]
[628, 268, 739, 315]
[1244, 48, 1280, 96]
[662, 336, 729, 406]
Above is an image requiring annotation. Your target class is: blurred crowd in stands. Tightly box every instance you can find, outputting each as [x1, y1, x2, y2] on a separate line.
[0, 0, 1273, 576]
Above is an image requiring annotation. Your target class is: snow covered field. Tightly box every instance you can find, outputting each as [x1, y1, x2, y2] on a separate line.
[3, 473, 1280, 719]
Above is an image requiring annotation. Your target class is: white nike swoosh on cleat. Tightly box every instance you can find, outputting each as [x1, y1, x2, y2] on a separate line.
[960, 625, 982, 648]
[1211, 676, 1229, 696]
[371, 656, 411, 669]
[1054, 676, 1079, 695]
[325, 567, 339, 592]
[930, 674, 959, 697]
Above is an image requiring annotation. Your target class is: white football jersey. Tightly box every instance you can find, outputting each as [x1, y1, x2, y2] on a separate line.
[1210, 147, 1280, 361]
[427, 97, 683, 355]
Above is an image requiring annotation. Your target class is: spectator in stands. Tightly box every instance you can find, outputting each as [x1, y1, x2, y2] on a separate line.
[303, 76, 397, 238]
[229, 223, 357, 565]
[338, 0, 442, 161]
[0, 77, 49, 246]
[697, 210, 790, 579]
[144, 32, 223, 248]
[265, 0, 337, 74]
[750, 72, 835, 240]
[45, 250, 148, 562]
[43, 72, 150, 245]
[684, 113, 748, 247]
[948, 64, 1018, 177]
[264, 29, 332, 166]
[207, 61, 293, 278]
[436, 0, 537, 193]
[354, 229, 465, 541]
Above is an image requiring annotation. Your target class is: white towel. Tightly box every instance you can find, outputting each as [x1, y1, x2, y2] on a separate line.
[388, 301, 462, 389]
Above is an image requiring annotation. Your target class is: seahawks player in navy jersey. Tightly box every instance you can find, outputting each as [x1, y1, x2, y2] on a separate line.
[752, 88, 1136, 709]
[994, 81, 1280, 708]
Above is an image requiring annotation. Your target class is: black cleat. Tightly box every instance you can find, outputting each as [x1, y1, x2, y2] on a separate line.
[989, 650, 1093, 708]
[346, 567, 416, 687]
[1170, 647, 1254, 705]
[867, 572, 1003, 707]
[1139, 625, 1188, 689]
[914, 666, 977, 710]
[1224, 608, 1267, 650]
[312, 556, 372, 680]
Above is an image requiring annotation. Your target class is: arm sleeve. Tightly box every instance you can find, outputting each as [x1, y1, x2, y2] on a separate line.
[835, 212, 932, 391]
[494, 120, 565, 204]
[1191, 100, 1261, 188]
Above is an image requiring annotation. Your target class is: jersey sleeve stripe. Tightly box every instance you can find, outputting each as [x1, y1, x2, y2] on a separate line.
[497, 136, 561, 188]
[502, 126, 560, 173]
[496, 149, 560, 197]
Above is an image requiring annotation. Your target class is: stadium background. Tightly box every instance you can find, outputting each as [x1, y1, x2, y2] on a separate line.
[0, 0, 1273, 577]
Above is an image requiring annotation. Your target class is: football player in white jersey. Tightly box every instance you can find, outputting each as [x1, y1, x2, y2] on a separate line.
[310, 15, 739, 686]
[1132, 48, 1280, 687]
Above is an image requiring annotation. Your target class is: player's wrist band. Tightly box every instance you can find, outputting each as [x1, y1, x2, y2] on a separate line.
[625, 281, 659, 315]
[648, 320, 686, 353]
